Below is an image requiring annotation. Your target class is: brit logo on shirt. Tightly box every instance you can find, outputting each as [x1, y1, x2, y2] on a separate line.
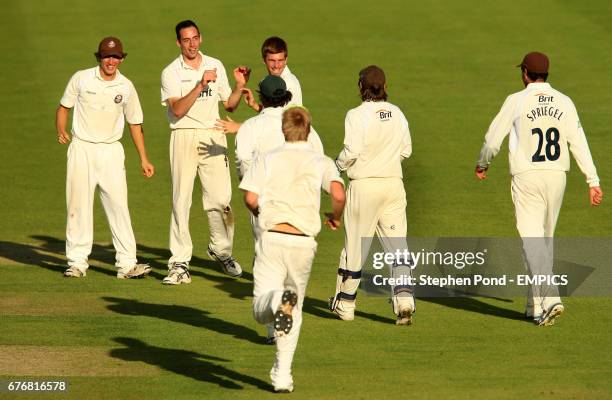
[377, 109, 392, 121]
[198, 84, 213, 98]
[535, 93, 554, 103]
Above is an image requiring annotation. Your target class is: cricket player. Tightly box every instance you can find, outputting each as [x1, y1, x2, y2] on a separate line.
[235, 75, 323, 180]
[235, 75, 324, 345]
[215, 36, 304, 132]
[56, 37, 154, 279]
[328, 65, 415, 325]
[240, 106, 345, 393]
[161, 20, 251, 284]
[475, 51, 603, 326]
[244, 36, 303, 112]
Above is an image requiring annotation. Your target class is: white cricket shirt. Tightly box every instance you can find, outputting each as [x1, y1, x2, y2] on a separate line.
[239, 142, 343, 237]
[281, 66, 303, 106]
[60, 67, 143, 143]
[336, 101, 412, 180]
[477, 82, 599, 187]
[161, 51, 232, 129]
[235, 106, 324, 179]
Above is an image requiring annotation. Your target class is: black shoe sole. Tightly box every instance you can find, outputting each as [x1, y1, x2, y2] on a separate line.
[273, 310, 293, 335]
[282, 290, 298, 307]
[274, 290, 298, 335]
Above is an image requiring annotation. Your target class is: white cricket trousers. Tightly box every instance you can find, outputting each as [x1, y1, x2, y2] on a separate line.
[65, 138, 137, 271]
[511, 170, 566, 315]
[335, 177, 414, 314]
[249, 214, 276, 340]
[252, 231, 317, 389]
[169, 128, 234, 265]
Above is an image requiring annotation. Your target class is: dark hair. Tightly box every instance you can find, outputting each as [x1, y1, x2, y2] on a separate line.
[261, 36, 288, 59]
[359, 82, 387, 101]
[260, 90, 293, 108]
[522, 67, 548, 82]
[175, 20, 199, 40]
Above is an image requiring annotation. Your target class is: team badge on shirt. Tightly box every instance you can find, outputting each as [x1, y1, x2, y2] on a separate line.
[377, 109, 392, 121]
[114, 94, 123, 104]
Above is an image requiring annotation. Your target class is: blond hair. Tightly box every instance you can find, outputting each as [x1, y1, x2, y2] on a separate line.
[282, 106, 311, 142]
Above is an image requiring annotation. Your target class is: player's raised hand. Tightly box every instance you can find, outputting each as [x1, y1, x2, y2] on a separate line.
[202, 68, 217, 86]
[57, 131, 71, 144]
[141, 160, 155, 178]
[475, 165, 488, 180]
[215, 116, 241, 134]
[589, 186, 603, 206]
[324, 212, 342, 230]
[241, 88, 260, 111]
[233, 66, 251, 87]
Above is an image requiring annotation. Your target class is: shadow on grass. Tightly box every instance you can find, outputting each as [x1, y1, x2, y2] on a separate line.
[302, 296, 397, 324]
[0, 236, 254, 298]
[0, 237, 116, 277]
[103, 296, 265, 345]
[9, 236, 391, 323]
[419, 296, 528, 321]
[140, 246, 254, 301]
[110, 337, 272, 391]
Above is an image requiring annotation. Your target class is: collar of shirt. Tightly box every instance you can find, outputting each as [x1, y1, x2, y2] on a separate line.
[283, 141, 311, 150]
[260, 106, 284, 116]
[179, 51, 205, 70]
[95, 66, 122, 82]
[281, 65, 292, 78]
[361, 100, 386, 109]
[526, 82, 551, 90]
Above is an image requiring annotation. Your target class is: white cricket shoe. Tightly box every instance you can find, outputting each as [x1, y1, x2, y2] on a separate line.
[270, 364, 294, 393]
[117, 264, 152, 279]
[537, 303, 564, 326]
[274, 386, 294, 394]
[207, 245, 242, 277]
[525, 302, 543, 321]
[396, 305, 414, 326]
[162, 262, 191, 285]
[64, 266, 86, 278]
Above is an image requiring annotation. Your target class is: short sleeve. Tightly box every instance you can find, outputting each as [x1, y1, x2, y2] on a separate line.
[124, 81, 144, 125]
[321, 157, 344, 194]
[215, 61, 232, 102]
[161, 67, 180, 106]
[239, 154, 266, 194]
[235, 120, 257, 180]
[60, 71, 81, 108]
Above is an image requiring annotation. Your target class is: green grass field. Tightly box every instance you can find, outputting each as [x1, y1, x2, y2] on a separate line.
[1, 1, 611, 398]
